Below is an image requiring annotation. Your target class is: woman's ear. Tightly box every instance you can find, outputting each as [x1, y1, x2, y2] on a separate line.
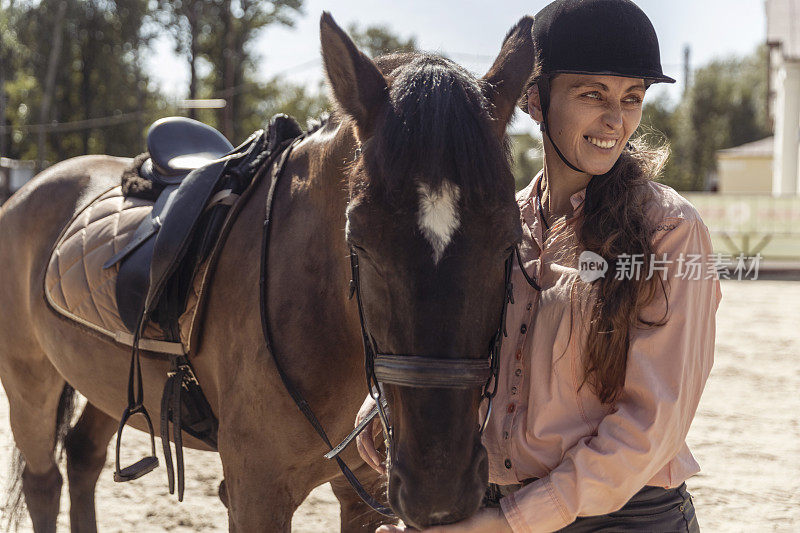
[527, 84, 544, 124]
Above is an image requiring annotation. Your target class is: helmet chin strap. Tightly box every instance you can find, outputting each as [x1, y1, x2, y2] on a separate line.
[540, 119, 588, 174]
[537, 78, 589, 175]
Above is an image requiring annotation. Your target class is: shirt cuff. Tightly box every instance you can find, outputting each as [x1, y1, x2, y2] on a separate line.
[499, 477, 572, 533]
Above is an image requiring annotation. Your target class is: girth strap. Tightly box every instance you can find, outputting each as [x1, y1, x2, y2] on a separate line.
[160, 359, 190, 501]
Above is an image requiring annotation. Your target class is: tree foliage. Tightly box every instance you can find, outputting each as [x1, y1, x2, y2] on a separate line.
[4, 3, 765, 192]
[639, 45, 771, 191]
[2, 0, 161, 162]
[346, 22, 417, 58]
[510, 133, 544, 191]
[0, 3, 432, 163]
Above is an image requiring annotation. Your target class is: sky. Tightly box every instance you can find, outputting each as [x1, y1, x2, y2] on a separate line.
[145, 0, 768, 135]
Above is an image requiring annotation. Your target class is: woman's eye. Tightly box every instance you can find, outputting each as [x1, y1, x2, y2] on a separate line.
[582, 91, 601, 100]
[623, 95, 643, 105]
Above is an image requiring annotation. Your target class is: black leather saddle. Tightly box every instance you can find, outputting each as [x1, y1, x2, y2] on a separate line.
[105, 114, 303, 334]
[140, 117, 234, 187]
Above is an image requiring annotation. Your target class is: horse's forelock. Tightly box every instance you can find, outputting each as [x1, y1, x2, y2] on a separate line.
[368, 54, 510, 204]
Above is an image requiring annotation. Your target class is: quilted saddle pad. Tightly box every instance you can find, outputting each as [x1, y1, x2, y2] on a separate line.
[45, 186, 196, 355]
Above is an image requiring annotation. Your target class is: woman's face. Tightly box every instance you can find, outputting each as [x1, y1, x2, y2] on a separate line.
[528, 73, 646, 176]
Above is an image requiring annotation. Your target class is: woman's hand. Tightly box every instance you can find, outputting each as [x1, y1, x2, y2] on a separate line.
[375, 507, 513, 533]
[355, 393, 386, 475]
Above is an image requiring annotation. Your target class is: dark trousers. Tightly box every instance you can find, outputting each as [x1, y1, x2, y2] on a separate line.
[484, 480, 700, 532]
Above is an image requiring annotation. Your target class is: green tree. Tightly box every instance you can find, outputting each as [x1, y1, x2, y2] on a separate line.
[639, 45, 771, 191]
[192, 0, 303, 142]
[346, 23, 417, 58]
[214, 20, 417, 138]
[154, 0, 210, 120]
[6, 0, 161, 163]
[510, 133, 543, 191]
[0, 0, 28, 157]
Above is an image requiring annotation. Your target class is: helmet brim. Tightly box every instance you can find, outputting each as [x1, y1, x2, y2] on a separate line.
[546, 69, 676, 84]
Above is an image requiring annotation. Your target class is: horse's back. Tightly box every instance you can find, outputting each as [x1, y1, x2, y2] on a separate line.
[2, 154, 128, 223]
[0, 155, 129, 310]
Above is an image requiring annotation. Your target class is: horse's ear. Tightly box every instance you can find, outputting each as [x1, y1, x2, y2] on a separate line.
[320, 12, 388, 137]
[481, 16, 535, 138]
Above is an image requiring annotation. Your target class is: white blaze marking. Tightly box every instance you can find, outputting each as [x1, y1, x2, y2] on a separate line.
[417, 181, 461, 264]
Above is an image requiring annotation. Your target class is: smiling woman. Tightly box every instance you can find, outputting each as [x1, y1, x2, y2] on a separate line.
[536, 74, 647, 177]
[361, 1, 721, 533]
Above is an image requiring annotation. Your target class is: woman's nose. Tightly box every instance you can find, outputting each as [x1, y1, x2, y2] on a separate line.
[602, 102, 624, 130]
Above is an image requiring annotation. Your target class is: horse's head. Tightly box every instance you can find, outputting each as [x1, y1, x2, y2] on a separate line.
[320, 13, 533, 528]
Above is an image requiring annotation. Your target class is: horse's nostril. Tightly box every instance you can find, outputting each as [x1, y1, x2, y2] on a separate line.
[389, 468, 402, 489]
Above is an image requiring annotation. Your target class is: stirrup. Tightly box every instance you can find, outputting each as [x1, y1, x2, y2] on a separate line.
[114, 404, 159, 482]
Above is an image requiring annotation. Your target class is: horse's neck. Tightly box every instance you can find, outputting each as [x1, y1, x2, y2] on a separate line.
[292, 117, 355, 252]
[267, 117, 357, 307]
[251, 117, 364, 390]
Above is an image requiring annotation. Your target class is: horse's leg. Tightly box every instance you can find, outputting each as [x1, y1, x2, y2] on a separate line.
[219, 458, 305, 533]
[330, 465, 396, 533]
[4, 363, 70, 533]
[63, 402, 117, 533]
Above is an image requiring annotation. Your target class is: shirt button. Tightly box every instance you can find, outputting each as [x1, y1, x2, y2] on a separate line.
[507, 403, 515, 413]
[504, 459, 512, 469]
[511, 386, 518, 394]
[514, 368, 522, 377]
[520, 324, 528, 334]
[526, 303, 532, 311]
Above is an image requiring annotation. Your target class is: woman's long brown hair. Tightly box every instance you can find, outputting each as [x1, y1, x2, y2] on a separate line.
[573, 141, 671, 404]
[520, 76, 672, 404]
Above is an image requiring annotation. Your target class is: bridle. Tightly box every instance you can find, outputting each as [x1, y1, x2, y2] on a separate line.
[266, 138, 542, 518]
[348, 247, 515, 456]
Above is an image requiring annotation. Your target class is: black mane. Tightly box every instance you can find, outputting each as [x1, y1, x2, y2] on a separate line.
[370, 54, 511, 201]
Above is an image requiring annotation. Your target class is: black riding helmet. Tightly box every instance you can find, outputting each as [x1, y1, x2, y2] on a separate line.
[523, 0, 675, 174]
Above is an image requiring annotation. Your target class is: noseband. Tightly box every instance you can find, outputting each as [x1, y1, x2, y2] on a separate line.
[348, 248, 515, 449]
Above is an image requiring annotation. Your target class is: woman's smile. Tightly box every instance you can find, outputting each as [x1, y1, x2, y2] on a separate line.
[584, 135, 618, 150]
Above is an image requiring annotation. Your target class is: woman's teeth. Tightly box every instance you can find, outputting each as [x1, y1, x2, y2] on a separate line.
[586, 136, 617, 149]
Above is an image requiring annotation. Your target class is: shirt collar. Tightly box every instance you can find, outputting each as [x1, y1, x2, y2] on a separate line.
[529, 171, 587, 214]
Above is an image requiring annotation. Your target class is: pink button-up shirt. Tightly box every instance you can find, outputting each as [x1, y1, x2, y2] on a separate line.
[480, 171, 722, 533]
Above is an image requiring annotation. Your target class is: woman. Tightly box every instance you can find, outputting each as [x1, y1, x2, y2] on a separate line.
[359, 1, 721, 531]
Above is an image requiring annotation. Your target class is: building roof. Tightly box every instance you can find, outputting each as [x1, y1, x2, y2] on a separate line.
[767, 0, 800, 60]
[716, 136, 774, 158]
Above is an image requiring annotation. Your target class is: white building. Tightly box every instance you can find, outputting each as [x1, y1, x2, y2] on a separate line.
[767, 0, 800, 196]
[0, 157, 36, 202]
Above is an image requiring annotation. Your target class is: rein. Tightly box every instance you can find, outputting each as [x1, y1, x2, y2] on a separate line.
[258, 137, 395, 517]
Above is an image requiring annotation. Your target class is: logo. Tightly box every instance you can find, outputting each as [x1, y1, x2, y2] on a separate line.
[578, 251, 608, 282]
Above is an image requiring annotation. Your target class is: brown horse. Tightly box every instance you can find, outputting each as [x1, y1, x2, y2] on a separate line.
[0, 13, 533, 532]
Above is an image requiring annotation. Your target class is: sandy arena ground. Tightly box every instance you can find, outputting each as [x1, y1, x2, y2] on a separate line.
[1, 279, 799, 532]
